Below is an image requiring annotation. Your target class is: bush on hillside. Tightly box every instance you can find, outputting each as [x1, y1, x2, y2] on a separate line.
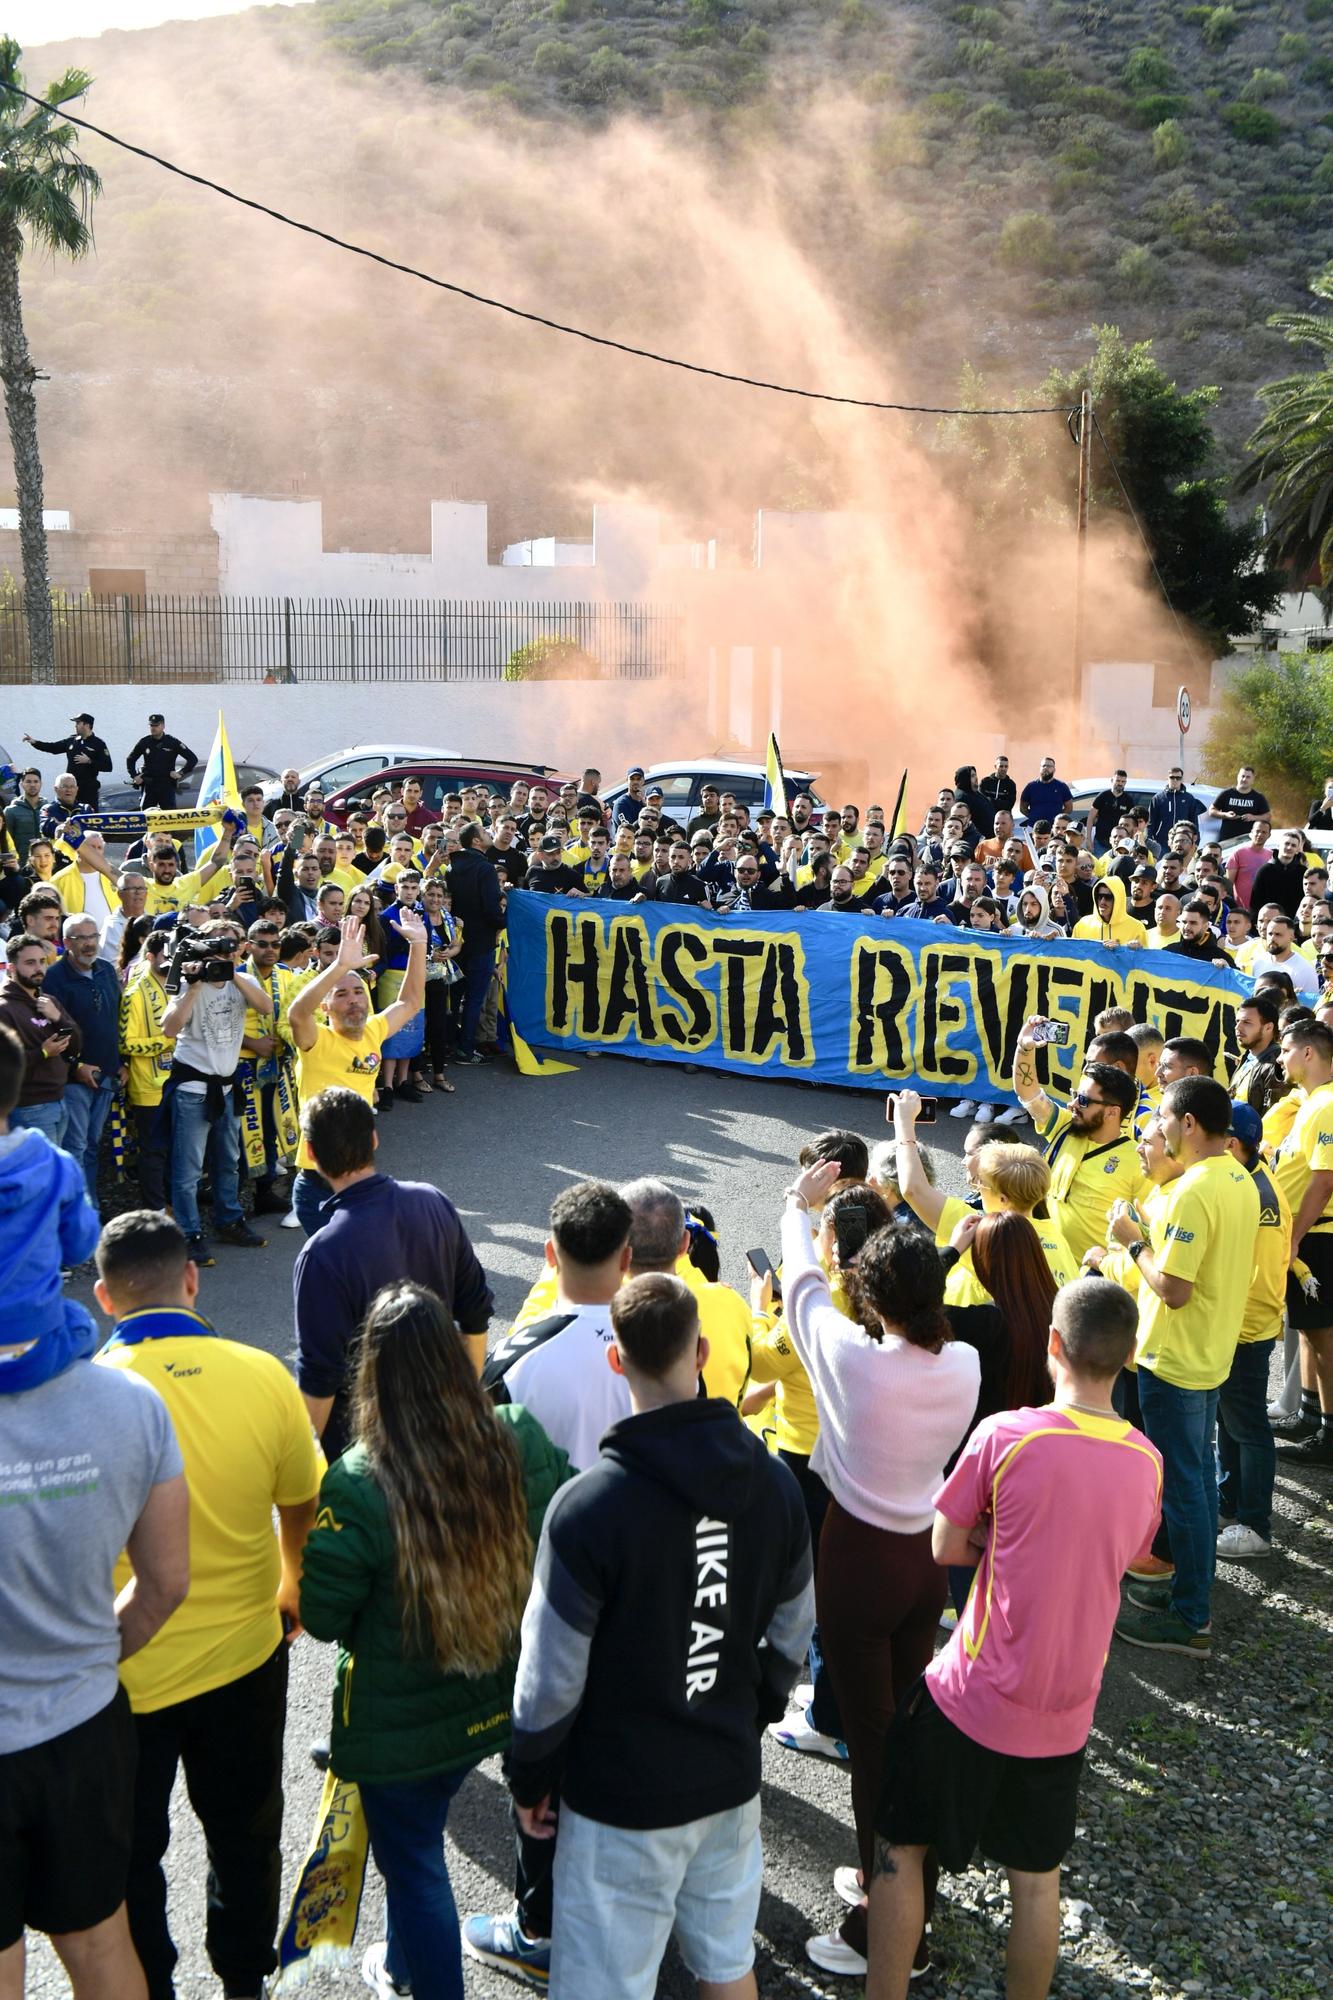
[1224, 103, 1282, 143]
[1242, 68, 1288, 100]
[1152, 118, 1189, 168]
[1202, 7, 1240, 46]
[997, 209, 1064, 273]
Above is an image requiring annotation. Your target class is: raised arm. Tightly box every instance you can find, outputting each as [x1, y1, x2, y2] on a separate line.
[888, 1089, 947, 1231]
[287, 915, 378, 1051]
[1012, 1015, 1056, 1127]
[378, 907, 428, 1037]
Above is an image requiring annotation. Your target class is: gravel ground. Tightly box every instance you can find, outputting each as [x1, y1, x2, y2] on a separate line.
[24, 1055, 1333, 2000]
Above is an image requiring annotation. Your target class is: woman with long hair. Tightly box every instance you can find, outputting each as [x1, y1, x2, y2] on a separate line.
[300, 1282, 571, 2000]
[780, 1163, 979, 1979]
[970, 1210, 1058, 1413]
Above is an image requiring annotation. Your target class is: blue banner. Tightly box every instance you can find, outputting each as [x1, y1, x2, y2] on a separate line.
[503, 891, 1254, 1100]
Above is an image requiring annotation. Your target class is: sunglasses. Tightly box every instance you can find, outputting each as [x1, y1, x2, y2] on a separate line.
[1069, 1092, 1106, 1110]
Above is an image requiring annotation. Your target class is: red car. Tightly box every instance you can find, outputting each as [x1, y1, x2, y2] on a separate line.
[324, 759, 569, 826]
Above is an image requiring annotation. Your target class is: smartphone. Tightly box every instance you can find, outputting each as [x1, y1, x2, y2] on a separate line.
[745, 1249, 782, 1302]
[886, 1098, 938, 1123]
[1030, 1019, 1071, 1047]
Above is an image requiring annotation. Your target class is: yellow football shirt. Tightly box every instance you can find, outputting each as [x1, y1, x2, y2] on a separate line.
[143, 861, 231, 916]
[1241, 1164, 1290, 1344]
[933, 1192, 1077, 1290]
[99, 1318, 321, 1711]
[1135, 1153, 1260, 1390]
[295, 1013, 393, 1167]
[1036, 1107, 1148, 1266]
[1272, 1080, 1333, 1237]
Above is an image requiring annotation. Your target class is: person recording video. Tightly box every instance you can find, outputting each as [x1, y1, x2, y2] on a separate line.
[160, 918, 274, 1266]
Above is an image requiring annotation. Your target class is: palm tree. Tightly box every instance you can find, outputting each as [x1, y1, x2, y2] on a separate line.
[0, 40, 101, 682]
[1240, 267, 1333, 616]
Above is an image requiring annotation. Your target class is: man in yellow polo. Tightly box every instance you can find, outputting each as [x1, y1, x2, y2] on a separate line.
[1012, 1017, 1147, 1265]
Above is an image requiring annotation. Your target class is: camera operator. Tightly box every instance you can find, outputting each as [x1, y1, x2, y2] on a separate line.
[160, 919, 274, 1266]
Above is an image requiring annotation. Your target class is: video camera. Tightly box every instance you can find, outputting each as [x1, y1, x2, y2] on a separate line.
[165, 926, 237, 994]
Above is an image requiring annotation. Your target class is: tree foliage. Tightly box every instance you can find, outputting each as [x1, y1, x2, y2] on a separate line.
[1039, 327, 1282, 652]
[1200, 649, 1333, 819]
[1240, 268, 1333, 612]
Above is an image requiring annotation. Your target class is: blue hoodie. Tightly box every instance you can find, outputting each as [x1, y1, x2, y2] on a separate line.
[0, 1128, 99, 1340]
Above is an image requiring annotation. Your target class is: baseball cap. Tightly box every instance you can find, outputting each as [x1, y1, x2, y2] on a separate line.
[538, 834, 561, 854]
[71, 712, 95, 725]
[1132, 864, 1157, 879]
[148, 712, 165, 725]
[1228, 1101, 1263, 1152]
[646, 785, 664, 799]
[627, 765, 645, 779]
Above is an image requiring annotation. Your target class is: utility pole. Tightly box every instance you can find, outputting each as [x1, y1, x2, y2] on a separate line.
[1072, 387, 1093, 730]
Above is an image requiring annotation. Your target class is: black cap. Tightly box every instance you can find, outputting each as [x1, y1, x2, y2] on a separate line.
[627, 765, 645, 779]
[71, 712, 94, 725]
[148, 712, 165, 725]
[539, 834, 561, 854]
[646, 786, 664, 799]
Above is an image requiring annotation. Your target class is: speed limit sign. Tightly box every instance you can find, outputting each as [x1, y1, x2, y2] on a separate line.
[1176, 686, 1192, 735]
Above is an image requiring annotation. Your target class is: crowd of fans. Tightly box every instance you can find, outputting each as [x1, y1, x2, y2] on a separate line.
[2, 725, 1332, 2000]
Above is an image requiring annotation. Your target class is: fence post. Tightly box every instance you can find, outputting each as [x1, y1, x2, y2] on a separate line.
[283, 597, 294, 683]
[121, 596, 135, 683]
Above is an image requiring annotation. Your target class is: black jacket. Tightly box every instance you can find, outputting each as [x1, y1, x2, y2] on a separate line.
[1249, 856, 1305, 921]
[29, 732, 112, 804]
[127, 733, 198, 785]
[979, 772, 1017, 818]
[526, 864, 584, 896]
[508, 1399, 813, 1829]
[1231, 1041, 1289, 1118]
[263, 788, 304, 821]
[447, 846, 505, 951]
[650, 869, 710, 906]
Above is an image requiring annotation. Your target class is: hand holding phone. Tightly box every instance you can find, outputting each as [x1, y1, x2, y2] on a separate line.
[1029, 1018, 1070, 1047]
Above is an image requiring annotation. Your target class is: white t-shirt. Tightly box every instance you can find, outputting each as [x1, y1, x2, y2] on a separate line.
[502, 1304, 629, 1471]
[1250, 948, 1318, 997]
[174, 980, 248, 1089]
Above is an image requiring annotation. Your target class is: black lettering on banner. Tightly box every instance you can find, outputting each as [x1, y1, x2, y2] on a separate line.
[972, 953, 1035, 1081]
[744, 938, 812, 1065]
[919, 949, 973, 1081]
[603, 922, 657, 1041]
[1124, 972, 1238, 1070]
[656, 927, 714, 1048]
[713, 937, 767, 1056]
[851, 941, 914, 1072]
[546, 910, 604, 1037]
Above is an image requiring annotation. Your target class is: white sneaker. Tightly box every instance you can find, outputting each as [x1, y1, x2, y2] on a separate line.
[806, 1931, 868, 1976]
[768, 1711, 849, 1763]
[833, 1864, 865, 1908]
[950, 1099, 977, 1119]
[280, 1209, 303, 1230]
[1216, 1522, 1272, 1559]
[362, 1941, 411, 1997]
[994, 1103, 1027, 1125]
[974, 1102, 996, 1124]
[792, 1681, 814, 1710]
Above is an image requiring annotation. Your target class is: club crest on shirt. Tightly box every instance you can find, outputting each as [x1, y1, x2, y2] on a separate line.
[348, 1052, 381, 1075]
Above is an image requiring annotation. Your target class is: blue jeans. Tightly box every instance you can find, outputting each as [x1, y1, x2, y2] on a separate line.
[1138, 1369, 1220, 1630]
[62, 1073, 115, 1210]
[12, 1098, 68, 1147]
[291, 1168, 332, 1238]
[359, 1766, 471, 2000]
[458, 950, 495, 1056]
[1217, 1338, 1276, 1541]
[170, 1089, 244, 1238]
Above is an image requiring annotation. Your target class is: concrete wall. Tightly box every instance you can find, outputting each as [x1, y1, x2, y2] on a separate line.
[6, 678, 693, 787]
[0, 527, 219, 598]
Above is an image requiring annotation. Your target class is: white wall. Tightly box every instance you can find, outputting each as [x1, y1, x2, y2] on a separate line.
[9, 679, 675, 785]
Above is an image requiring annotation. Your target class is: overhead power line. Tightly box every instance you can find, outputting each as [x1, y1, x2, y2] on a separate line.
[13, 83, 1078, 420]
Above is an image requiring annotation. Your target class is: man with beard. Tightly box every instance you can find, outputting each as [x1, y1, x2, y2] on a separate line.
[1012, 1021, 1146, 1265]
[0, 933, 80, 1142]
[651, 840, 710, 907]
[141, 822, 238, 918]
[817, 866, 862, 915]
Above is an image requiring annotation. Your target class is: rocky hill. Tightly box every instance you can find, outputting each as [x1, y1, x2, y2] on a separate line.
[17, 0, 1333, 547]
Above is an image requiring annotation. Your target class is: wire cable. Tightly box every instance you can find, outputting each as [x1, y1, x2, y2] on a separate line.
[12, 83, 1079, 419]
[1091, 413, 1197, 656]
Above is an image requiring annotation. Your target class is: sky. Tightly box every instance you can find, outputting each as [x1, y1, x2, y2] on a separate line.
[7, 0, 310, 47]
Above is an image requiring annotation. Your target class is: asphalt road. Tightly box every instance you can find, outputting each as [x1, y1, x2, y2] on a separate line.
[26, 1055, 1333, 2000]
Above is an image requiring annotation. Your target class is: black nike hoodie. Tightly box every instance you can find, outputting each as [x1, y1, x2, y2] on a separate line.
[507, 1397, 813, 1829]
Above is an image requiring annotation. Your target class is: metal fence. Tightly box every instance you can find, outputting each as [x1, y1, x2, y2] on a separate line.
[0, 595, 686, 684]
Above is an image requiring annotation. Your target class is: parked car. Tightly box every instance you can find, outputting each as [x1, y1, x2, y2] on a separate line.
[1043, 777, 1224, 845]
[601, 758, 826, 823]
[324, 758, 565, 826]
[260, 744, 457, 807]
[96, 763, 280, 821]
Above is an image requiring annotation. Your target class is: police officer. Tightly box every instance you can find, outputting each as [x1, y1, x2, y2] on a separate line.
[126, 714, 199, 810]
[24, 712, 113, 807]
